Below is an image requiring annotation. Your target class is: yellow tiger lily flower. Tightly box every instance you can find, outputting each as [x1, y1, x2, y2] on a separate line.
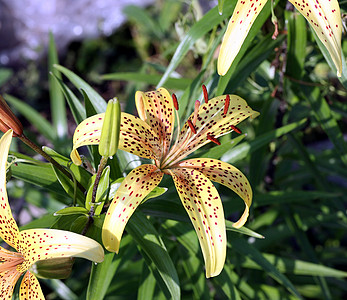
[218, 0, 343, 77]
[71, 88, 259, 277]
[0, 130, 104, 300]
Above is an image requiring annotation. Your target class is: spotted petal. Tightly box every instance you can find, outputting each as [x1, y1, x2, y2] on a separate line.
[178, 158, 252, 228]
[16, 229, 104, 272]
[169, 168, 226, 278]
[19, 272, 44, 300]
[217, 0, 267, 76]
[0, 269, 22, 300]
[0, 130, 20, 249]
[166, 95, 259, 166]
[288, 0, 342, 77]
[102, 164, 163, 253]
[71, 112, 160, 165]
[135, 88, 175, 157]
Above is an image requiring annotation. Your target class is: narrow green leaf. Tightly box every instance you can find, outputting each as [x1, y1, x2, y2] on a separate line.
[51, 73, 86, 124]
[157, 1, 237, 88]
[225, 34, 285, 93]
[48, 33, 67, 139]
[299, 86, 347, 165]
[42, 146, 91, 189]
[127, 211, 180, 300]
[241, 253, 347, 278]
[87, 235, 135, 300]
[10, 158, 68, 202]
[40, 279, 78, 300]
[54, 207, 89, 216]
[285, 10, 307, 79]
[54, 64, 107, 113]
[51, 165, 85, 206]
[218, 0, 225, 15]
[101, 72, 191, 90]
[226, 220, 264, 239]
[231, 238, 302, 299]
[213, 266, 241, 300]
[4, 94, 56, 141]
[138, 262, 156, 300]
[222, 119, 307, 163]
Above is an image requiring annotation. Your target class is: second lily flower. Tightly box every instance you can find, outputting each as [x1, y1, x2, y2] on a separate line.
[218, 0, 343, 77]
[71, 88, 259, 277]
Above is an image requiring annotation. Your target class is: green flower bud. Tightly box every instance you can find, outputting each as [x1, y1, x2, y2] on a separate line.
[32, 258, 74, 279]
[98, 98, 121, 157]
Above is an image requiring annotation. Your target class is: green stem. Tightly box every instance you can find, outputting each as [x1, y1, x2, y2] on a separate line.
[89, 156, 109, 216]
[18, 134, 86, 194]
[82, 156, 109, 236]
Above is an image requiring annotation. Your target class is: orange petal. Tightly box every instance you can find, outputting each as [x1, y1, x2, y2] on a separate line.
[135, 88, 175, 157]
[288, 0, 342, 77]
[17, 229, 104, 272]
[71, 112, 160, 165]
[168, 95, 259, 165]
[217, 0, 268, 76]
[19, 271, 44, 300]
[169, 168, 226, 278]
[178, 158, 252, 228]
[0, 269, 22, 299]
[0, 130, 20, 249]
[102, 164, 163, 253]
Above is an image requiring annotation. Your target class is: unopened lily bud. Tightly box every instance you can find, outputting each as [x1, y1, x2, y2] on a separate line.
[0, 95, 23, 136]
[33, 257, 74, 279]
[98, 98, 121, 157]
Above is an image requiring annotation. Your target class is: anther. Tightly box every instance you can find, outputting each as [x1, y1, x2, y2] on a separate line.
[192, 100, 200, 126]
[202, 84, 208, 103]
[230, 125, 242, 134]
[187, 119, 197, 134]
[207, 134, 221, 145]
[224, 94, 230, 115]
[172, 93, 179, 110]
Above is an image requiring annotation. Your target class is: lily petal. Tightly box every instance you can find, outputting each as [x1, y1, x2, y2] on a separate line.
[0, 269, 22, 300]
[288, 0, 342, 77]
[0, 130, 20, 249]
[178, 159, 252, 228]
[170, 95, 259, 164]
[169, 168, 226, 278]
[71, 112, 160, 165]
[19, 271, 44, 300]
[102, 164, 163, 253]
[135, 88, 175, 157]
[17, 229, 104, 272]
[217, 0, 268, 76]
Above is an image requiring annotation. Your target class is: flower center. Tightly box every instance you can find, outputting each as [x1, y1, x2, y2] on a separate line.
[0, 247, 25, 273]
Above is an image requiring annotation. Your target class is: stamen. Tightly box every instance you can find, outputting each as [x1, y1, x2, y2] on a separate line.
[187, 119, 197, 134]
[224, 95, 230, 115]
[207, 134, 221, 145]
[202, 84, 208, 103]
[192, 100, 200, 126]
[230, 125, 242, 134]
[172, 93, 179, 111]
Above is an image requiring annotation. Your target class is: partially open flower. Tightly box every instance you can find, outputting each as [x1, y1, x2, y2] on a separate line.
[0, 95, 23, 137]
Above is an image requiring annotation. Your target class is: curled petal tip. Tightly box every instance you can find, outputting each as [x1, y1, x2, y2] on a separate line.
[70, 149, 82, 166]
[102, 228, 120, 254]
